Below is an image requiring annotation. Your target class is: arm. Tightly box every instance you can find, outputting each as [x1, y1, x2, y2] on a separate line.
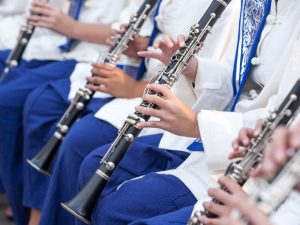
[28, 2, 111, 44]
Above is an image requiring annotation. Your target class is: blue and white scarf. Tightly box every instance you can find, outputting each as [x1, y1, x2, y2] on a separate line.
[229, 0, 272, 111]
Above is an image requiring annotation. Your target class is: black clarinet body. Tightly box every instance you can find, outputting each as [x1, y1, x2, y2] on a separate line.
[1, 25, 35, 81]
[27, 0, 158, 175]
[189, 79, 300, 224]
[62, 0, 232, 223]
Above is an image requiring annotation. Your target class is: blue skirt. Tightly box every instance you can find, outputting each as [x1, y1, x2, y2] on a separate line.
[0, 58, 77, 225]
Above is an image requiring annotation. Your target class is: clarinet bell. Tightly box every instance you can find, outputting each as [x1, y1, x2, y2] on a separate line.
[27, 135, 62, 176]
[61, 171, 109, 224]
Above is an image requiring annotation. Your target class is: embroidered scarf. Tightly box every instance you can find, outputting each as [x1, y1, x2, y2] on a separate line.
[229, 0, 272, 111]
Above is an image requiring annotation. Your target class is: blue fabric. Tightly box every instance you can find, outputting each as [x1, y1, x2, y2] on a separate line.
[74, 134, 189, 225]
[0, 177, 4, 193]
[0, 59, 77, 225]
[22, 78, 112, 210]
[90, 173, 195, 225]
[229, 0, 272, 110]
[129, 205, 194, 225]
[187, 138, 204, 152]
[39, 114, 119, 225]
[59, 0, 85, 52]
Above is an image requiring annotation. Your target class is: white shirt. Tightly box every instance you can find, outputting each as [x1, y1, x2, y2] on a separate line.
[0, 0, 28, 49]
[23, 0, 130, 61]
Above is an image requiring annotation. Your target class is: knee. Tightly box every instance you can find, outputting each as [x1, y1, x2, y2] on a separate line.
[23, 85, 48, 122]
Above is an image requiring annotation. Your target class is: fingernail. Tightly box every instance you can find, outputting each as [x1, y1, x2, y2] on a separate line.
[243, 138, 249, 145]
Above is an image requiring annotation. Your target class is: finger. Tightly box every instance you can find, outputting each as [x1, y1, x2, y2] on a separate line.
[260, 142, 277, 175]
[137, 51, 163, 61]
[228, 150, 246, 160]
[177, 35, 186, 47]
[254, 119, 264, 136]
[28, 20, 53, 29]
[218, 177, 245, 196]
[203, 201, 231, 217]
[31, 2, 53, 10]
[198, 216, 223, 225]
[235, 128, 255, 148]
[29, 7, 52, 17]
[267, 127, 289, 167]
[92, 63, 114, 71]
[163, 35, 175, 48]
[86, 84, 110, 93]
[145, 83, 172, 99]
[86, 76, 109, 86]
[207, 188, 233, 206]
[135, 106, 162, 119]
[136, 121, 162, 129]
[142, 94, 166, 108]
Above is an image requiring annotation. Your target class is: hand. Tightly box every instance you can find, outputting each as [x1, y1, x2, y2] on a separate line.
[135, 83, 200, 138]
[86, 63, 144, 98]
[28, 2, 76, 36]
[253, 123, 300, 178]
[138, 35, 198, 82]
[107, 24, 149, 58]
[198, 177, 269, 225]
[228, 120, 264, 160]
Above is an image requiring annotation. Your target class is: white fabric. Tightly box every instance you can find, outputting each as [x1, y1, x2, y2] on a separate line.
[0, 0, 28, 16]
[23, 0, 131, 61]
[68, 0, 153, 100]
[0, 0, 29, 49]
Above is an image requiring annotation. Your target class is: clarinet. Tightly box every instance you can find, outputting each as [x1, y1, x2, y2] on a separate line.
[188, 79, 300, 225]
[0, 0, 49, 80]
[61, 0, 232, 223]
[238, 149, 300, 224]
[27, 0, 158, 176]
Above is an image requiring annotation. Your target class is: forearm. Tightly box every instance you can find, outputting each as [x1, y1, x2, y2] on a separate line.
[68, 21, 112, 44]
